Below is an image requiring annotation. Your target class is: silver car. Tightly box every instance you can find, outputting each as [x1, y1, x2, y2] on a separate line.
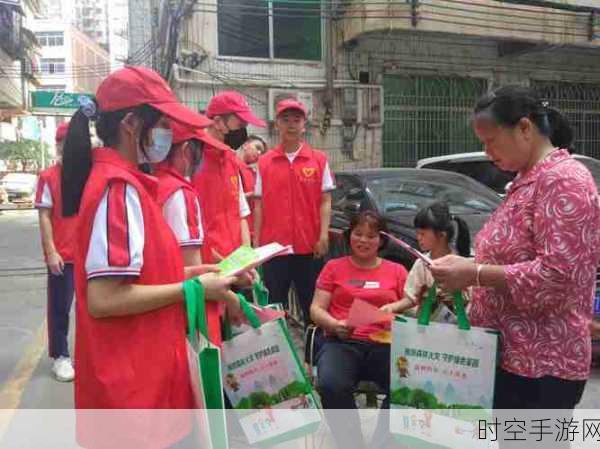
[0, 172, 37, 203]
[417, 152, 600, 195]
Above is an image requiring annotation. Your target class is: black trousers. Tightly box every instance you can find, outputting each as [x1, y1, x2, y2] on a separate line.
[47, 263, 75, 358]
[494, 369, 586, 449]
[262, 254, 323, 326]
[316, 338, 391, 449]
[494, 369, 586, 409]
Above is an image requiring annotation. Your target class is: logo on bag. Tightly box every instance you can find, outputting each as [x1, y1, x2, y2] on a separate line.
[397, 356, 410, 378]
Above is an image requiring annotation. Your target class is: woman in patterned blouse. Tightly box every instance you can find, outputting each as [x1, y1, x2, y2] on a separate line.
[431, 86, 600, 410]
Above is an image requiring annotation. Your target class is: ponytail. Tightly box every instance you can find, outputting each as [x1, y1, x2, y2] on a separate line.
[61, 102, 163, 216]
[62, 109, 93, 216]
[414, 201, 471, 257]
[546, 107, 575, 152]
[452, 216, 471, 257]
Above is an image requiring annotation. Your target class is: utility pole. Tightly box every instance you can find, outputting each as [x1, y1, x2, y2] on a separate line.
[324, 0, 335, 114]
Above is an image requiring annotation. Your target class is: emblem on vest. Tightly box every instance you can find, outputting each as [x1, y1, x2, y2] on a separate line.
[302, 167, 317, 178]
[230, 175, 239, 195]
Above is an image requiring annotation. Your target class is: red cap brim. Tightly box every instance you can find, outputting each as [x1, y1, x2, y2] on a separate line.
[277, 105, 307, 118]
[151, 101, 213, 128]
[235, 110, 266, 128]
[197, 131, 231, 153]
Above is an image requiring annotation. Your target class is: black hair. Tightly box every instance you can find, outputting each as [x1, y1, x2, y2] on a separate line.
[473, 85, 574, 152]
[167, 138, 203, 165]
[345, 210, 389, 251]
[413, 201, 471, 257]
[61, 101, 162, 216]
[245, 134, 268, 154]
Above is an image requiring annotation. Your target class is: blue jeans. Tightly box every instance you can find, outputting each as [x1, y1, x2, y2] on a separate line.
[47, 263, 74, 358]
[316, 338, 391, 449]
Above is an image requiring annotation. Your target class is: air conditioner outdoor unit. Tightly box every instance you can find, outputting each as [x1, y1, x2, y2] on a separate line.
[268, 89, 315, 121]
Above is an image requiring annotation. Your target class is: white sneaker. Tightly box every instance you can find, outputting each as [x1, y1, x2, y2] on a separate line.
[52, 357, 75, 382]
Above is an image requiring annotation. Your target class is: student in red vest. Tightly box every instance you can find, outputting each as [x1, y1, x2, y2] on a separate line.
[155, 118, 244, 341]
[192, 91, 266, 261]
[236, 135, 267, 240]
[254, 99, 335, 325]
[236, 134, 267, 197]
[192, 91, 265, 343]
[35, 121, 78, 382]
[155, 118, 229, 265]
[60, 67, 241, 446]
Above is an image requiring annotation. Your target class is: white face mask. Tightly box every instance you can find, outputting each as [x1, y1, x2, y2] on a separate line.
[144, 128, 173, 163]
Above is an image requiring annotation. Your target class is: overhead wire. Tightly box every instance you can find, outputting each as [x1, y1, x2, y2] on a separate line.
[1, 1, 597, 83]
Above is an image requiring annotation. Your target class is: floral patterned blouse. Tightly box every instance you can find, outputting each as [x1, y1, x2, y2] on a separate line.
[471, 149, 600, 380]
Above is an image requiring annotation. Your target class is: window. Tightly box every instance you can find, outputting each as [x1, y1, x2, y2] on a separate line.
[533, 81, 600, 159]
[422, 160, 514, 195]
[217, 0, 322, 61]
[367, 177, 499, 216]
[383, 75, 487, 167]
[332, 176, 363, 211]
[35, 31, 64, 47]
[39, 58, 66, 74]
[0, 4, 20, 57]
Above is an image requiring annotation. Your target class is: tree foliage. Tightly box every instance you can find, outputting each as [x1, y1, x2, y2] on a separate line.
[0, 139, 51, 171]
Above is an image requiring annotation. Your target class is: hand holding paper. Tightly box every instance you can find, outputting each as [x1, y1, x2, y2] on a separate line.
[217, 243, 293, 278]
[250, 304, 286, 323]
[347, 299, 395, 328]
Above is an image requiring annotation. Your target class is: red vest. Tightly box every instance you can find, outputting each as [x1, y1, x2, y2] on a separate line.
[192, 146, 243, 345]
[236, 158, 256, 196]
[155, 165, 198, 210]
[258, 143, 328, 254]
[36, 164, 78, 262]
[236, 158, 256, 237]
[154, 165, 222, 345]
[74, 149, 192, 415]
[192, 145, 242, 262]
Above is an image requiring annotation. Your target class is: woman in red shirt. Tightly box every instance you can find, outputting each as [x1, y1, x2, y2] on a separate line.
[432, 86, 600, 410]
[310, 211, 407, 448]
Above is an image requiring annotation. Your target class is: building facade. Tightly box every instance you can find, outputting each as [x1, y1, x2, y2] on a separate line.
[0, 0, 39, 122]
[40, 0, 113, 52]
[130, 0, 600, 170]
[26, 20, 109, 160]
[31, 19, 110, 93]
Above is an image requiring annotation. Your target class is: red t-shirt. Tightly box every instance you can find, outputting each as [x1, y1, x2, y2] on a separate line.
[316, 256, 408, 341]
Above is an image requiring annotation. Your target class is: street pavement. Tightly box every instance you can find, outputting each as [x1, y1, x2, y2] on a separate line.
[0, 208, 599, 420]
[0, 209, 73, 410]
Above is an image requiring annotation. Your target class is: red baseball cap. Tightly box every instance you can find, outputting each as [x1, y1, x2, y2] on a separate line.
[55, 122, 69, 142]
[276, 99, 307, 118]
[170, 119, 230, 152]
[95, 66, 212, 128]
[206, 91, 266, 127]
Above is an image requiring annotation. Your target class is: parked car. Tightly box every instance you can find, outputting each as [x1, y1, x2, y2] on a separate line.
[328, 168, 502, 270]
[417, 152, 600, 194]
[0, 172, 37, 203]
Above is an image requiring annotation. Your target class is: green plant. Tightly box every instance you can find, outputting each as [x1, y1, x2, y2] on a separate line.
[0, 139, 51, 170]
[277, 381, 308, 401]
[248, 391, 274, 408]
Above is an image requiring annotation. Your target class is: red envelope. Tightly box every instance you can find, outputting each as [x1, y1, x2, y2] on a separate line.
[347, 299, 395, 328]
[250, 305, 286, 323]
